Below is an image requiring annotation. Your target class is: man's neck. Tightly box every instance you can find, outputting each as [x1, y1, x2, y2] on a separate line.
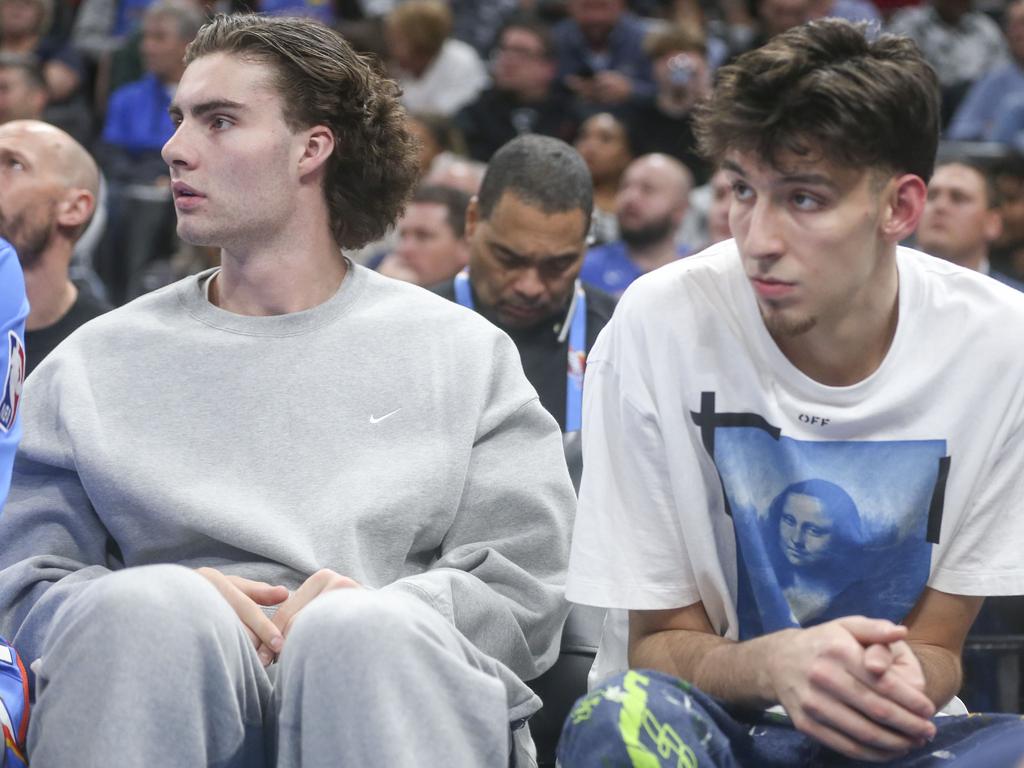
[772, 256, 900, 387]
[512, 81, 550, 103]
[23, 257, 78, 332]
[211, 226, 348, 316]
[956, 248, 986, 272]
[594, 184, 618, 214]
[626, 237, 679, 273]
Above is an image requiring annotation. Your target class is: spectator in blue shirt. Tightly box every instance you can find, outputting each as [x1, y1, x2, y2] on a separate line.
[947, 0, 1024, 140]
[260, 0, 336, 25]
[98, 0, 204, 182]
[581, 153, 692, 295]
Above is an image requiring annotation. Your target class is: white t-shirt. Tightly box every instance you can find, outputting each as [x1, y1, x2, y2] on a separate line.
[398, 39, 489, 117]
[567, 240, 1024, 688]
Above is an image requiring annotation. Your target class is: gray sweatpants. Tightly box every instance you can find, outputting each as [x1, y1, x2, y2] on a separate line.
[27, 565, 521, 767]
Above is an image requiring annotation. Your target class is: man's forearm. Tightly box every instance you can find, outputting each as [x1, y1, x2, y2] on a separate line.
[910, 641, 962, 710]
[629, 627, 790, 709]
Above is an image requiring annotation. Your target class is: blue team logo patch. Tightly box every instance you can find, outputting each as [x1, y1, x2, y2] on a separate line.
[0, 330, 25, 434]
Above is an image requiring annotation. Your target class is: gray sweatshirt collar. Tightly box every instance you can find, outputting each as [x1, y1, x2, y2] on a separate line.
[176, 261, 366, 337]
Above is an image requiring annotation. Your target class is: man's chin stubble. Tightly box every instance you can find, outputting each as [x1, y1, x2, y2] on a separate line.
[761, 307, 817, 338]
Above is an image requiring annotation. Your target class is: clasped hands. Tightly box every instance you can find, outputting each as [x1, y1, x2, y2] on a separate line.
[768, 616, 937, 762]
[197, 567, 359, 666]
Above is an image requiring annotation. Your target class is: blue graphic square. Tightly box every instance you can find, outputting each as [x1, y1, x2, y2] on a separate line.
[713, 429, 946, 640]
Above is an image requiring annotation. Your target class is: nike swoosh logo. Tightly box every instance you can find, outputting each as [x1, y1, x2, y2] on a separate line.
[369, 408, 401, 424]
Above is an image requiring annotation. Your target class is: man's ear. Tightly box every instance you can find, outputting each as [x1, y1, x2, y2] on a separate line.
[984, 207, 1004, 244]
[297, 124, 335, 179]
[880, 173, 927, 243]
[56, 188, 96, 230]
[464, 196, 479, 238]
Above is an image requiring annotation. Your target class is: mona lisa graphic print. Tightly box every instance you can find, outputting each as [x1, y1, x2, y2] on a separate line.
[692, 392, 949, 640]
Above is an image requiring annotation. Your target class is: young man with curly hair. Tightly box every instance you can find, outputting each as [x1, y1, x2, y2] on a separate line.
[0, 14, 575, 767]
[560, 18, 1024, 767]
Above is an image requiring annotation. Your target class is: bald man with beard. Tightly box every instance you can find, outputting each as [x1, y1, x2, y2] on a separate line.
[580, 153, 693, 296]
[0, 120, 110, 376]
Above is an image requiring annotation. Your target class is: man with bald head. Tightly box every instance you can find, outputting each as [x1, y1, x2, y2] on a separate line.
[580, 153, 692, 296]
[0, 120, 110, 376]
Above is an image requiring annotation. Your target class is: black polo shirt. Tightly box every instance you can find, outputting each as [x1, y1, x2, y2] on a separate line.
[434, 279, 617, 430]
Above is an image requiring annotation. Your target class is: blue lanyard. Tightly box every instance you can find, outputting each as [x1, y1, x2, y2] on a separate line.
[454, 270, 587, 432]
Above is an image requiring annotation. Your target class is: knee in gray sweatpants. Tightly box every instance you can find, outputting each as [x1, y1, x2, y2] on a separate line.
[29, 565, 271, 768]
[272, 588, 511, 768]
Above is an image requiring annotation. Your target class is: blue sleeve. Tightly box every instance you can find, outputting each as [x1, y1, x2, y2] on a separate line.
[946, 73, 1000, 140]
[990, 93, 1024, 144]
[0, 240, 28, 512]
[101, 85, 132, 146]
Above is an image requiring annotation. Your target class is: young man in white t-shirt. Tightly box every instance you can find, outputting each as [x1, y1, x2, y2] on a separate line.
[560, 18, 1024, 767]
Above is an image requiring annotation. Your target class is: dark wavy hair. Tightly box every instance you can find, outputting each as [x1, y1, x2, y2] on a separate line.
[695, 19, 940, 181]
[186, 14, 420, 249]
[477, 135, 593, 235]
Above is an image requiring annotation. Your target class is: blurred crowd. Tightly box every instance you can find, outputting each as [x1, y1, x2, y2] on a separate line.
[6, 0, 1024, 314]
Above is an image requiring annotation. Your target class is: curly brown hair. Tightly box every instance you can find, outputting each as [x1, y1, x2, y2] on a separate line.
[694, 19, 939, 182]
[186, 14, 420, 249]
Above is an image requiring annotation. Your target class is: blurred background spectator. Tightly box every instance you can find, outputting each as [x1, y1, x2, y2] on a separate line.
[0, 0, 88, 141]
[404, 112, 469, 178]
[0, 120, 111, 377]
[385, 0, 488, 116]
[574, 111, 633, 244]
[948, 0, 1024, 141]
[90, 0, 202, 305]
[449, 0, 519, 55]
[455, 13, 576, 162]
[423, 153, 486, 194]
[580, 153, 692, 295]
[555, 0, 656, 116]
[624, 24, 711, 184]
[97, 0, 202, 183]
[916, 160, 1024, 286]
[0, 52, 46, 123]
[888, 0, 1008, 126]
[376, 184, 471, 286]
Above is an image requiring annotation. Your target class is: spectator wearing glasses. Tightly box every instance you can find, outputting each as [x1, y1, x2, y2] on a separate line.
[455, 14, 576, 163]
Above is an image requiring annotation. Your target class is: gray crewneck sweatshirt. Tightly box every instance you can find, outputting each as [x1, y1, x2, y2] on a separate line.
[0, 264, 575, 719]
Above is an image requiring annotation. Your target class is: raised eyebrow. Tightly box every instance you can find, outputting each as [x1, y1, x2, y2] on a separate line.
[719, 161, 837, 191]
[779, 173, 838, 191]
[721, 159, 745, 177]
[489, 242, 578, 263]
[489, 241, 528, 260]
[548, 251, 582, 263]
[168, 98, 247, 120]
[0, 147, 28, 165]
